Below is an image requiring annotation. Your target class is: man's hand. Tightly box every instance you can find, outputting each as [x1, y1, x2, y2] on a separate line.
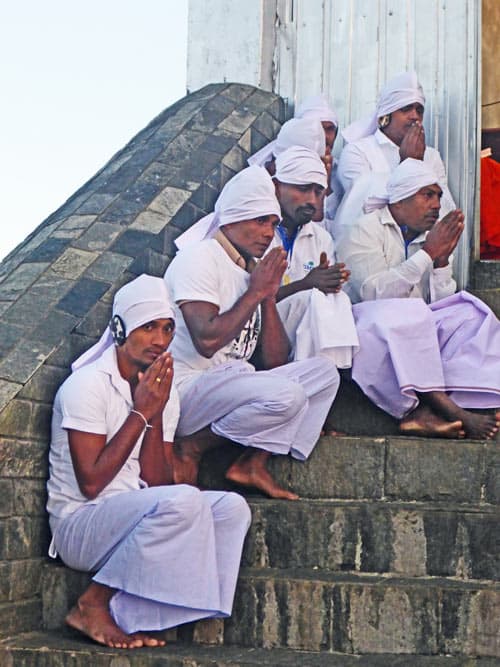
[301, 252, 350, 294]
[250, 247, 287, 300]
[133, 352, 173, 422]
[423, 209, 464, 267]
[321, 154, 333, 197]
[399, 122, 426, 161]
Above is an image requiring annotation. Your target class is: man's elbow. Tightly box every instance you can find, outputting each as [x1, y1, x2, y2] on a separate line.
[78, 481, 100, 501]
[193, 338, 219, 359]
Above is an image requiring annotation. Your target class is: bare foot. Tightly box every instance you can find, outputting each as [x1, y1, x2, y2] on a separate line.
[130, 632, 166, 647]
[66, 602, 143, 649]
[226, 449, 299, 500]
[399, 405, 465, 439]
[173, 428, 225, 485]
[321, 428, 346, 437]
[456, 410, 500, 440]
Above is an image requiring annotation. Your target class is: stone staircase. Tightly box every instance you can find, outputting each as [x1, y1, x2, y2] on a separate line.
[1, 426, 499, 665]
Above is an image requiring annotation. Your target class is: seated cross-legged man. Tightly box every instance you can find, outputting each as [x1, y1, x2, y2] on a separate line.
[336, 159, 500, 439]
[47, 275, 251, 649]
[166, 166, 340, 500]
[266, 146, 358, 370]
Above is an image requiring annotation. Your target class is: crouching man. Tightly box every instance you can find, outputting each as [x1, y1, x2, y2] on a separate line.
[169, 166, 340, 500]
[46, 274, 251, 649]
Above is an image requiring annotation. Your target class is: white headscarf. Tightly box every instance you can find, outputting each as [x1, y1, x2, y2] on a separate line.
[363, 158, 439, 213]
[248, 117, 326, 167]
[342, 71, 426, 143]
[174, 165, 281, 250]
[295, 94, 339, 127]
[71, 274, 174, 371]
[274, 146, 328, 189]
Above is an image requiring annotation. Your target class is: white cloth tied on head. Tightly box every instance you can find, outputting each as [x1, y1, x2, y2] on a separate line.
[342, 71, 426, 143]
[174, 165, 281, 250]
[363, 157, 440, 213]
[274, 146, 328, 189]
[71, 274, 174, 371]
[248, 117, 326, 167]
[295, 94, 339, 127]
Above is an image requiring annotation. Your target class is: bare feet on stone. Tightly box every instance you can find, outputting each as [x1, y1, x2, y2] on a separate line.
[226, 449, 299, 500]
[399, 405, 465, 439]
[65, 583, 163, 649]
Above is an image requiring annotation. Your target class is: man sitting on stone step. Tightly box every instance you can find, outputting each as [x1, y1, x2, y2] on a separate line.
[46, 274, 251, 649]
[336, 158, 500, 439]
[166, 165, 340, 500]
[266, 146, 359, 371]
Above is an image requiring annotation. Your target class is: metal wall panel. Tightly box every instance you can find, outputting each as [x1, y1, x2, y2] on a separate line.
[187, 0, 481, 285]
[275, 0, 480, 286]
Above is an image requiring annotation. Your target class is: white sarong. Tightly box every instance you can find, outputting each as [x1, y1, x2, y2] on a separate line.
[52, 485, 251, 634]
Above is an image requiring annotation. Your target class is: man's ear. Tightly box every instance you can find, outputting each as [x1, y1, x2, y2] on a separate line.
[273, 179, 281, 197]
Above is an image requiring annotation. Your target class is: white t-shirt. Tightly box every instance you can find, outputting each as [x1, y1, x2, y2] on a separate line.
[164, 239, 261, 393]
[336, 205, 456, 304]
[46, 345, 180, 528]
[267, 223, 336, 283]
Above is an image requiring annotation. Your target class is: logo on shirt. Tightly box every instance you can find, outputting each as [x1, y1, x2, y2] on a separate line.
[303, 260, 315, 272]
[229, 306, 261, 360]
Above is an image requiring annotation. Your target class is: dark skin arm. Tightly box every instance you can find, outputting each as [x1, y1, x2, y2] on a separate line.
[422, 210, 464, 268]
[276, 252, 350, 301]
[68, 352, 174, 499]
[253, 296, 290, 369]
[180, 247, 288, 359]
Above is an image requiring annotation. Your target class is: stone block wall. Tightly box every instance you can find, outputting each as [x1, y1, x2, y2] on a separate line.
[0, 84, 286, 637]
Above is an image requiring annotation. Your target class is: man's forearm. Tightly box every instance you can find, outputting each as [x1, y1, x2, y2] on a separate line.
[139, 416, 172, 486]
[276, 279, 307, 302]
[258, 297, 290, 369]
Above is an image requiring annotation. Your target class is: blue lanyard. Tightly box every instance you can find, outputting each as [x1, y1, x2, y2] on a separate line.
[400, 225, 412, 259]
[276, 224, 299, 259]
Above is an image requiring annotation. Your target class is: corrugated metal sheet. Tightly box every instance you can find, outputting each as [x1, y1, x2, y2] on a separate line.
[273, 0, 481, 287]
[188, 0, 481, 286]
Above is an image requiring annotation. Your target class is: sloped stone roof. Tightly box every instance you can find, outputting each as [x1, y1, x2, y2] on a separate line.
[0, 84, 286, 426]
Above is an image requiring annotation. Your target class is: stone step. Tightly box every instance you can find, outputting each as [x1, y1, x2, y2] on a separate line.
[199, 434, 500, 504]
[470, 288, 500, 317]
[215, 569, 500, 657]
[38, 563, 500, 658]
[3, 631, 499, 667]
[470, 260, 500, 289]
[243, 499, 500, 581]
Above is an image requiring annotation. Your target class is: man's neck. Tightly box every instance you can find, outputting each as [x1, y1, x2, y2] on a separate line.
[388, 206, 419, 242]
[280, 217, 302, 238]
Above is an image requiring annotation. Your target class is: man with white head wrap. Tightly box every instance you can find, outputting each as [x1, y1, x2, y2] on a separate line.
[335, 71, 456, 232]
[47, 274, 251, 649]
[165, 166, 340, 500]
[265, 146, 358, 370]
[336, 160, 500, 440]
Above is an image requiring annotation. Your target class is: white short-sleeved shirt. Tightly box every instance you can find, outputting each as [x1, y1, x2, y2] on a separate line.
[267, 223, 336, 283]
[336, 205, 456, 304]
[164, 239, 261, 393]
[46, 345, 180, 528]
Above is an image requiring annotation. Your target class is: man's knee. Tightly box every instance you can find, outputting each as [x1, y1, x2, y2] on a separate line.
[152, 484, 207, 525]
[213, 492, 252, 529]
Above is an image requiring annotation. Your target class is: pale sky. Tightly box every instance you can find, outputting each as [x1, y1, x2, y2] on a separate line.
[0, 1, 188, 261]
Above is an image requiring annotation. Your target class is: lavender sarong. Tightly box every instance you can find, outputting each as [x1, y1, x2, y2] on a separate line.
[351, 291, 500, 418]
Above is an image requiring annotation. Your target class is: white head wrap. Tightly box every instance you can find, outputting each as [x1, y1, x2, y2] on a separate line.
[71, 274, 174, 371]
[342, 71, 426, 143]
[248, 117, 326, 167]
[363, 158, 439, 213]
[295, 94, 339, 127]
[274, 146, 328, 189]
[174, 165, 281, 250]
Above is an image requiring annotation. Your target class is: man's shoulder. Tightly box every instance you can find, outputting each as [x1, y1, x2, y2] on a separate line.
[166, 239, 224, 277]
[58, 358, 111, 400]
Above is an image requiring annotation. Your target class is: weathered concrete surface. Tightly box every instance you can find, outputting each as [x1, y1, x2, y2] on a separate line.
[199, 435, 499, 504]
[2, 631, 500, 666]
[243, 500, 500, 581]
[221, 571, 500, 657]
[40, 562, 500, 658]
